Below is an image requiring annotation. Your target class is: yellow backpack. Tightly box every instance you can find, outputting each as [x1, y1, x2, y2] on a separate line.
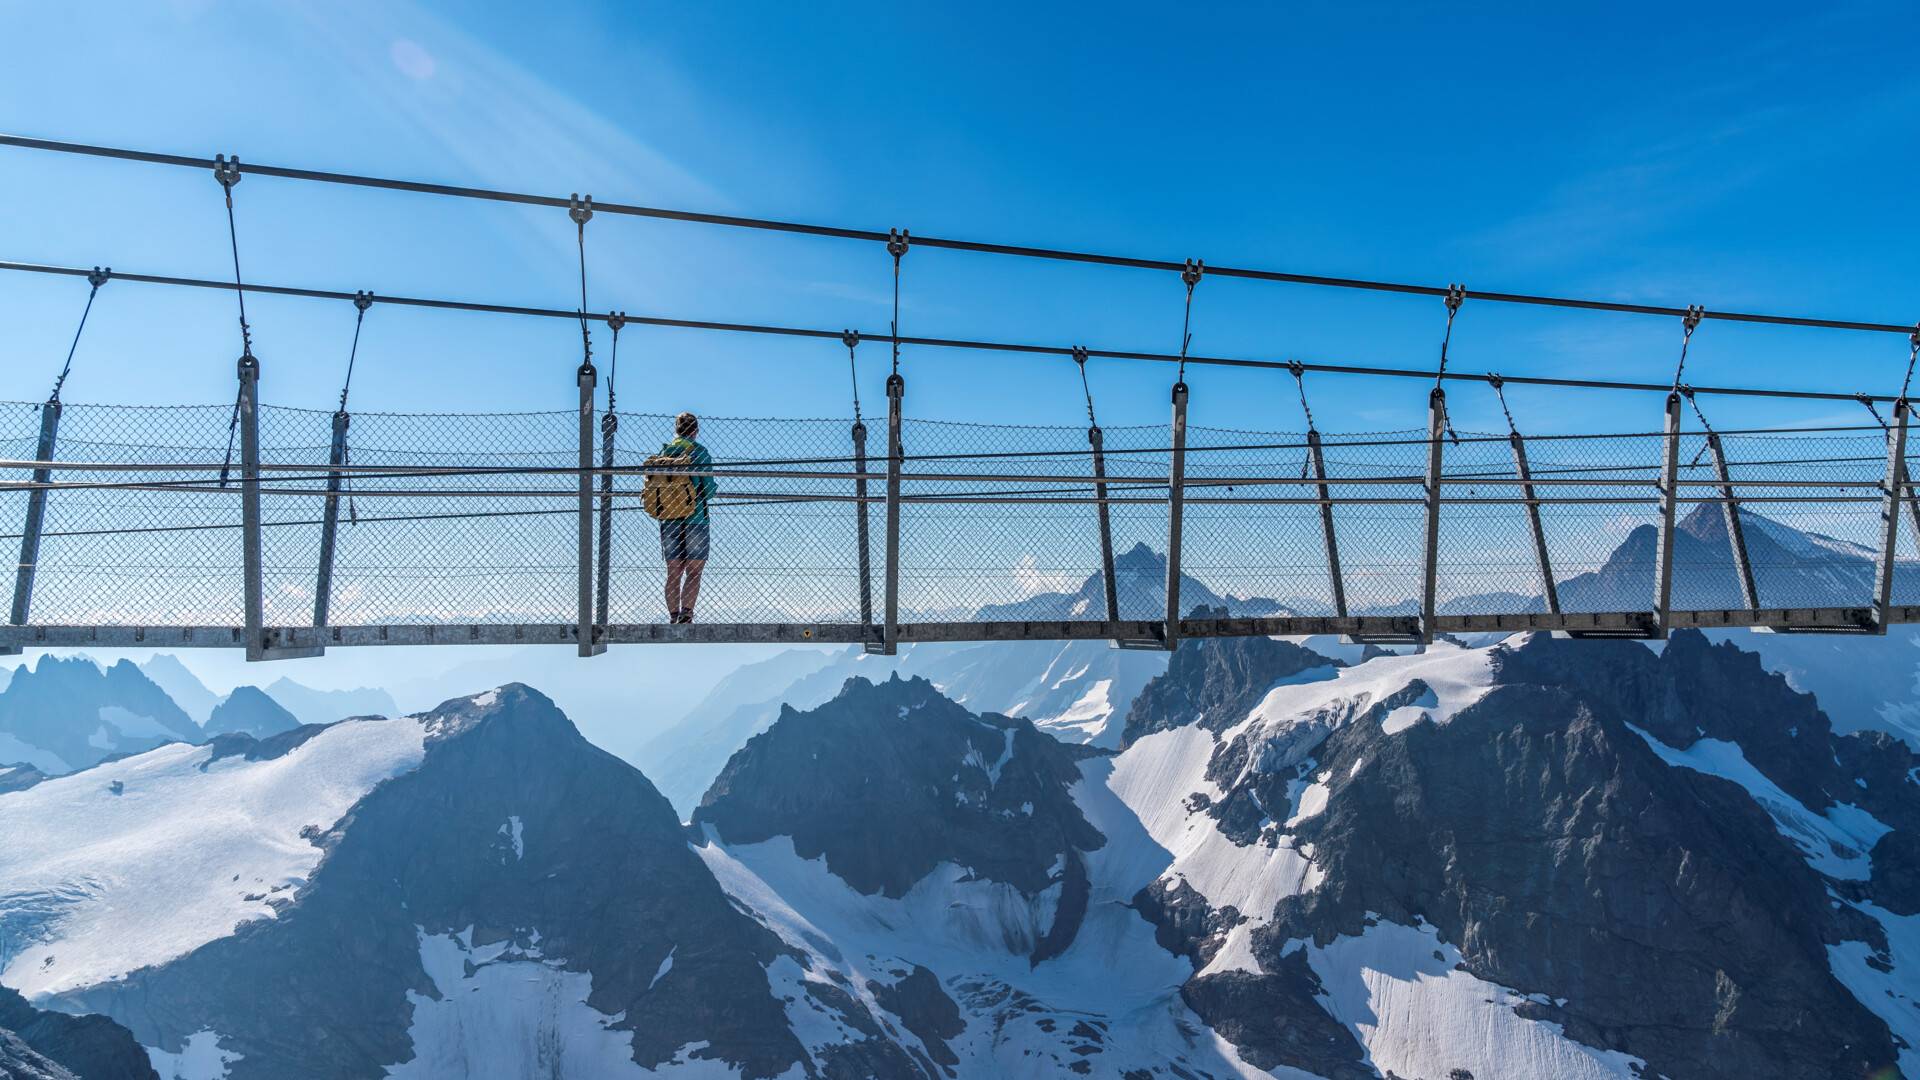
[642, 443, 699, 521]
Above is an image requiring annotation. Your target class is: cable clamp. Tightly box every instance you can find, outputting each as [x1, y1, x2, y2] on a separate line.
[86, 266, 111, 289]
[569, 194, 594, 225]
[1678, 383, 1696, 400]
[212, 154, 243, 190]
[1444, 283, 1466, 313]
[1683, 304, 1705, 332]
[353, 290, 374, 312]
[1071, 345, 1089, 367]
[1910, 322, 1919, 349]
[842, 328, 859, 351]
[1286, 359, 1305, 379]
[1182, 259, 1205, 288]
[887, 229, 910, 259]
[1487, 372, 1504, 391]
[607, 310, 627, 333]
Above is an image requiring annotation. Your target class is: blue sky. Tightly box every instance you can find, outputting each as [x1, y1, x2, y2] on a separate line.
[3, 1, 1919, 739]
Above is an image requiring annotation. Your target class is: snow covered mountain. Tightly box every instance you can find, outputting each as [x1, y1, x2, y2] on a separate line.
[640, 544, 1263, 816]
[1113, 630, 1920, 1078]
[6, 631, 1918, 1078]
[640, 640, 1168, 817]
[0, 655, 200, 775]
[6, 686, 817, 1079]
[1547, 502, 1920, 748]
[687, 631, 1920, 1078]
[1560, 501, 1918, 612]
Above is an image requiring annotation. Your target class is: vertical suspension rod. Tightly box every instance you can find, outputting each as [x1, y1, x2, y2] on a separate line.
[1652, 392, 1684, 637]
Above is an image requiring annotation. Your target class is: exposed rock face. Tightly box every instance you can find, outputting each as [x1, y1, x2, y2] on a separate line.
[0, 763, 45, 794]
[689, 671, 1283, 1077]
[64, 686, 810, 1080]
[642, 632, 1165, 817]
[1121, 629, 1914, 1080]
[1121, 627, 1338, 748]
[0, 987, 156, 1080]
[0, 656, 198, 773]
[697, 674, 1105, 900]
[201, 685, 301, 739]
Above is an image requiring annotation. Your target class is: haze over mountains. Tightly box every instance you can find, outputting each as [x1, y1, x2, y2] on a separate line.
[0, 655, 397, 777]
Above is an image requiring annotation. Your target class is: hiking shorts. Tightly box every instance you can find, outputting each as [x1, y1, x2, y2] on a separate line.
[660, 520, 710, 562]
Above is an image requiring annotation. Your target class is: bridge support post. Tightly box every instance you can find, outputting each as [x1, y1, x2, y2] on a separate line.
[1164, 381, 1189, 651]
[1905, 461, 1920, 558]
[1090, 425, 1121, 627]
[4, 398, 62, 654]
[576, 361, 604, 657]
[312, 409, 349, 628]
[874, 374, 905, 655]
[1874, 400, 1910, 633]
[1418, 388, 1446, 643]
[239, 356, 320, 661]
[1651, 392, 1683, 639]
[1510, 431, 1559, 615]
[853, 420, 873, 630]
[596, 410, 617, 630]
[1307, 428, 1347, 618]
[1706, 432, 1759, 611]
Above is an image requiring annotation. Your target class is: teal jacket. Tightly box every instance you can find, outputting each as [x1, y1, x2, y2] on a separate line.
[662, 437, 717, 525]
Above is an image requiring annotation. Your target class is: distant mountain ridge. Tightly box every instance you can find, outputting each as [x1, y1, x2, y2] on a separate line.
[0, 654, 400, 781]
[203, 685, 302, 739]
[0, 656, 198, 774]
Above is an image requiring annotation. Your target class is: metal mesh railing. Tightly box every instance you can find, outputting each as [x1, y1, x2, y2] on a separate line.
[897, 418, 1168, 623]
[3, 398, 1916, 637]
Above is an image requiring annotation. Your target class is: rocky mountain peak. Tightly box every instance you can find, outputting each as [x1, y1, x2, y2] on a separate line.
[202, 684, 301, 739]
[1122, 625, 1340, 748]
[696, 674, 1106, 903]
[59, 682, 809, 1080]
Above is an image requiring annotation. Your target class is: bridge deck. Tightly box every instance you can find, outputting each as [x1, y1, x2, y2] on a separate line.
[1, 607, 1911, 653]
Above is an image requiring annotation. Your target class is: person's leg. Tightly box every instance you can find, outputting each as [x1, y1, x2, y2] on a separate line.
[681, 561, 706, 618]
[664, 559, 684, 618]
[678, 523, 709, 620]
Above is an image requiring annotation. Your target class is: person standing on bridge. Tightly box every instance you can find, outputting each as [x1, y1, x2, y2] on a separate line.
[643, 412, 717, 624]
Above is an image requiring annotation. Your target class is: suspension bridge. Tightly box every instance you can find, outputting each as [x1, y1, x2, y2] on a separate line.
[4, 135, 1920, 661]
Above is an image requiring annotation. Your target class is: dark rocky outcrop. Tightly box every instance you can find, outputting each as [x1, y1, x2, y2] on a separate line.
[1120, 623, 1337, 749]
[0, 987, 157, 1080]
[1107, 629, 1919, 1079]
[1178, 956, 1373, 1080]
[0, 762, 46, 794]
[1254, 632, 1907, 1080]
[696, 674, 1106, 902]
[69, 685, 810, 1080]
[870, 965, 965, 1070]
